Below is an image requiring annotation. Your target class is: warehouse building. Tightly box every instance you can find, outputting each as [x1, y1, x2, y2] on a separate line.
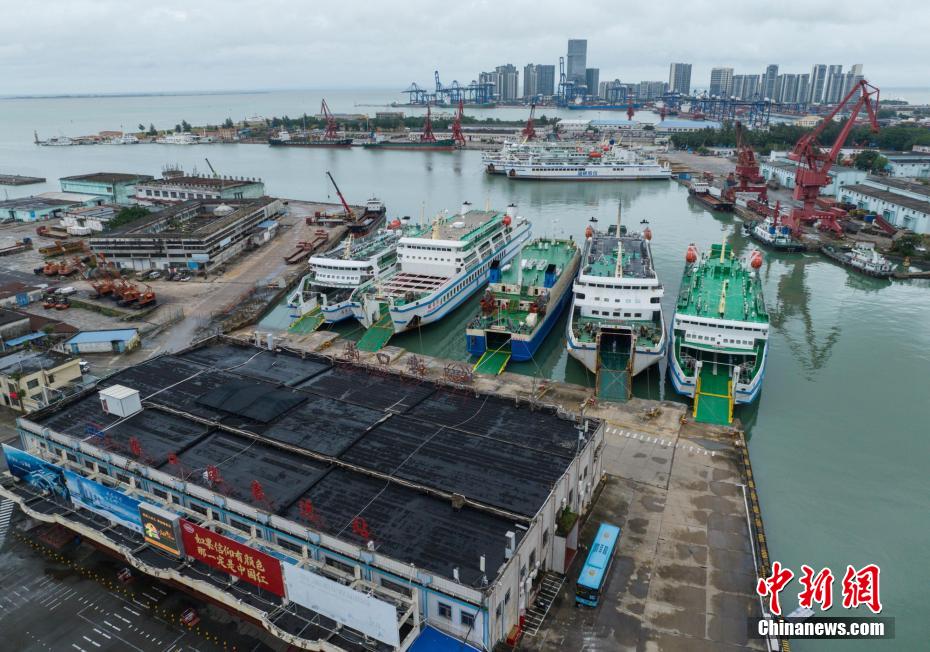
[759, 157, 867, 196]
[59, 172, 154, 204]
[0, 192, 101, 222]
[89, 198, 283, 272]
[135, 173, 265, 205]
[2, 338, 605, 651]
[64, 328, 140, 354]
[840, 177, 930, 234]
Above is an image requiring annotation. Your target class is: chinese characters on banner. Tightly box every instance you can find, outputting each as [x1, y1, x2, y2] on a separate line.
[757, 562, 882, 615]
[179, 519, 285, 596]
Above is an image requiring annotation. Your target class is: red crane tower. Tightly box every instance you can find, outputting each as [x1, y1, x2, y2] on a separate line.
[522, 103, 537, 142]
[326, 171, 355, 220]
[420, 103, 437, 142]
[783, 79, 880, 237]
[451, 99, 466, 147]
[320, 98, 339, 140]
[626, 100, 635, 122]
[725, 121, 768, 202]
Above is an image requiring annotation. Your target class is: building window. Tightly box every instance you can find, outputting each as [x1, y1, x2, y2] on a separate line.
[26, 379, 39, 389]
[437, 602, 453, 619]
[324, 556, 355, 576]
[152, 487, 169, 500]
[276, 537, 303, 555]
[542, 530, 549, 548]
[228, 517, 251, 533]
[116, 472, 131, 485]
[189, 502, 209, 516]
[83, 460, 95, 471]
[529, 549, 536, 569]
[460, 611, 475, 628]
[504, 589, 511, 605]
[381, 578, 412, 597]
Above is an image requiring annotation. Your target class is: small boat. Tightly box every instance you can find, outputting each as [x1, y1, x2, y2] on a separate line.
[589, 216, 598, 222]
[466, 238, 580, 374]
[749, 217, 805, 252]
[820, 242, 895, 279]
[741, 222, 751, 237]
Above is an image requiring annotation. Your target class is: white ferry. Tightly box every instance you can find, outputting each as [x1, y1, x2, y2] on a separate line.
[483, 141, 589, 174]
[286, 230, 402, 326]
[156, 132, 200, 145]
[501, 146, 672, 181]
[566, 209, 666, 400]
[353, 202, 531, 336]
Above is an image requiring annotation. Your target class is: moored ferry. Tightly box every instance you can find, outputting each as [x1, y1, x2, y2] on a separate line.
[566, 209, 665, 401]
[286, 230, 401, 330]
[749, 216, 805, 252]
[668, 242, 769, 425]
[500, 145, 671, 181]
[466, 238, 580, 374]
[352, 202, 531, 349]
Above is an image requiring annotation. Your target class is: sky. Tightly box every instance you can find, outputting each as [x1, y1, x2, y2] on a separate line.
[1, 0, 929, 96]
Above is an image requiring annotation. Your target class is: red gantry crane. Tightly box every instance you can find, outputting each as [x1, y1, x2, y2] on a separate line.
[725, 121, 768, 203]
[420, 103, 437, 142]
[321, 98, 339, 140]
[522, 103, 537, 142]
[783, 79, 880, 237]
[451, 99, 466, 147]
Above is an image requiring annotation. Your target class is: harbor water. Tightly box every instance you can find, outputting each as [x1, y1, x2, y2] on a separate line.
[1, 90, 929, 649]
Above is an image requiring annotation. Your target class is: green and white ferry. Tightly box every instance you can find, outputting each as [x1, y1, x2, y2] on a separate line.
[668, 242, 769, 425]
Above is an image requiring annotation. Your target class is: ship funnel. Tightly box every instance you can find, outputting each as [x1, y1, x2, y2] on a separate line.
[461, 200, 472, 216]
[506, 203, 517, 219]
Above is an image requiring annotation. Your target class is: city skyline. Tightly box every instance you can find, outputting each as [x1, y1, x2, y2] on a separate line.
[1, 0, 928, 95]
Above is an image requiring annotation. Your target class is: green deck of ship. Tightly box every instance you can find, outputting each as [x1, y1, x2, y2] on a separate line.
[288, 309, 325, 334]
[674, 338, 766, 383]
[693, 364, 733, 425]
[357, 311, 394, 352]
[676, 243, 768, 323]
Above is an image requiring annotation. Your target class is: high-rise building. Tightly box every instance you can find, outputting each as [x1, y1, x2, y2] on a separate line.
[636, 81, 668, 100]
[567, 39, 587, 85]
[522, 64, 556, 99]
[824, 65, 844, 103]
[776, 74, 800, 103]
[809, 64, 827, 103]
[709, 67, 734, 97]
[762, 64, 779, 100]
[585, 68, 600, 97]
[797, 74, 810, 105]
[668, 63, 692, 95]
[536, 64, 555, 98]
[843, 64, 864, 98]
[494, 64, 519, 102]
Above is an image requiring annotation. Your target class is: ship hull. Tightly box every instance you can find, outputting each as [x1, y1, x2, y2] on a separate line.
[749, 226, 805, 252]
[506, 165, 671, 181]
[565, 301, 667, 375]
[269, 138, 352, 148]
[384, 224, 531, 333]
[688, 191, 734, 212]
[362, 139, 457, 151]
[820, 245, 895, 279]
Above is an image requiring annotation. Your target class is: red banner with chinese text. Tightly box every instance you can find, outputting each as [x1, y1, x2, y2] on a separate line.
[179, 519, 284, 596]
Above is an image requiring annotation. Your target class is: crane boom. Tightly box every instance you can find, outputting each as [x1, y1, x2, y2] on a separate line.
[325, 171, 354, 219]
[321, 99, 339, 140]
[522, 104, 537, 142]
[784, 79, 880, 236]
[204, 158, 217, 178]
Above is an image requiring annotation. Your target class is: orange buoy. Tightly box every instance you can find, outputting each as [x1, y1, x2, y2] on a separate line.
[686, 245, 697, 263]
[502, 215, 512, 226]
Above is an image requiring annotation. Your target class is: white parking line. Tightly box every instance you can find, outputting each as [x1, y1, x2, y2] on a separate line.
[124, 605, 141, 616]
[104, 620, 121, 632]
[93, 628, 112, 640]
[71, 645, 86, 652]
[116, 613, 132, 624]
[82, 636, 101, 648]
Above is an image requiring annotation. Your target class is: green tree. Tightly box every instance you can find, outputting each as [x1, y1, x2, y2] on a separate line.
[147, 123, 157, 135]
[107, 206, 151, 231]
[174, 124, 182, 133]
[181, 120, 192, 131]
[892, 234, 924, 256]
[853, 150, 889, 173]
[223, 117, 234, 128]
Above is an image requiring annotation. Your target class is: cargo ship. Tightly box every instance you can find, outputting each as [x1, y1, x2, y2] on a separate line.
[268, 129, 352, 148]
[565, 210, 666, 401]
[820, 241, 895, 279]
[362, 104, 457, 151]
[749, 216, 805, 252]
[286, 230, 402, 330]
[688, 181, 734, 211]
[347, 198, 388, 237]
[668, 242, 769, 425]
[466, 238, 580, 374]
[351, 203, 531, 351]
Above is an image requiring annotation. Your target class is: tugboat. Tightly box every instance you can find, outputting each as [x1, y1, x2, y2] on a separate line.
[466, 238, 580, 375]
[668, 241, 769, 425]
[688, 180, 734, 212]
[820, 241, 895, 279]
[565, 207, 666, 401]
[749, 216, 806, 252]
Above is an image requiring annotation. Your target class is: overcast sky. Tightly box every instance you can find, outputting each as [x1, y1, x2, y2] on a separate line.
[2, 0, 928, 95]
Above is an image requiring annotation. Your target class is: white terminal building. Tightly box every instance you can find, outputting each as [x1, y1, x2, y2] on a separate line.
[2, 338, 605, 651]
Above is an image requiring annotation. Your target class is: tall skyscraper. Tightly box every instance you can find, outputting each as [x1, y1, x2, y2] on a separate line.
[823, 65, 844, 103]
[844, 64, 864, 97]
[523, 64, 538, 98]
[536, 65, 555, 97]
[797, 74, 810, 105]
[567, 39, 587, 85]
[668, 63, 692, 94]
[585, 68, 600, 97]
[762, 64, 779, 100]
[809, 64, 827, 103]
[494, 64, 519, 101]
[709, 67, 734, 97]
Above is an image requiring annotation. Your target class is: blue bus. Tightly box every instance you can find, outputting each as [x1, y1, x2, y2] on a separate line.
[575, 522, 621, 607]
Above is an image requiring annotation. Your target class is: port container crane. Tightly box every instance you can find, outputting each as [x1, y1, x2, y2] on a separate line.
[784, 79, 880, 236]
